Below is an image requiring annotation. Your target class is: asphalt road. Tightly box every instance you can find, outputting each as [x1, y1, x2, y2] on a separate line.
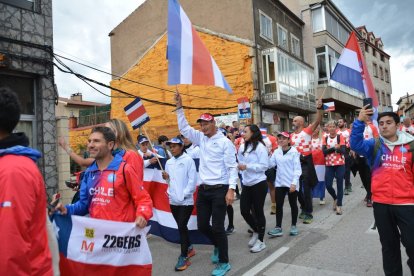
[149, 175, 410, 276]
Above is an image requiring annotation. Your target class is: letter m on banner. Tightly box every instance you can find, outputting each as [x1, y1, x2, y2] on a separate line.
[124, 98, 150, 130]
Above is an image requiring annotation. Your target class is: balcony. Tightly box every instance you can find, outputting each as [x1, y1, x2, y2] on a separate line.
[263, 92, 316, 112]
[78, 111, 110, 128]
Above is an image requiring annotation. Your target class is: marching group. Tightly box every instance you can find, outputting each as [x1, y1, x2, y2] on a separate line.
[1, 86, 413, 276]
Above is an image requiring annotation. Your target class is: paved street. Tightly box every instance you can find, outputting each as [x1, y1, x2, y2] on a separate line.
[149, 175, 410, 276]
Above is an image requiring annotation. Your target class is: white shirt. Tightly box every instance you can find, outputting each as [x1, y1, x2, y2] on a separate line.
[185, 144, 200, 159]
[237, 142, 268, 186]
[138, 149, 163, 168]
[177, 108, 238, 189]
[165, 153, 197, 206]
[269, 147, 302, 190]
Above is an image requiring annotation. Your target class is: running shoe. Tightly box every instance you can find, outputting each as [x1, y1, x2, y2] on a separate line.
[250, 240, 266, 253]
[212, 263, 231, 276]
[187, 245, 196, 258]
[298, 211, 306, 219]
[319, 199, 326, 205]
[303, 215, 313, 224]
[211, 247, 219, 264]
[225, 226, 235, 235]
[175, 255, 190, 271]
[289, 225, 299, 236]
[344, 188, 349, 195]
[248, 232, 259, 247]
[268, 227, 283, 237]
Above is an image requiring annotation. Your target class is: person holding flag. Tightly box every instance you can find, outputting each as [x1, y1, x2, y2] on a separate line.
[174, 91, 238, 276]
[337, 118, 352, 195]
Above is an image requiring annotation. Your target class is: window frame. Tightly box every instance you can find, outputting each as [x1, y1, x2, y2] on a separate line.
[290, 34, 301, 57]
[277, 24, 288, 51]
[373, 63, 378, 77]
[259, 10, 274, 43]
[0, 0, 35, 11]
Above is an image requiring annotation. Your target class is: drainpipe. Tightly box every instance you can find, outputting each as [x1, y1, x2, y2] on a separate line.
[252, 0, 263, 124]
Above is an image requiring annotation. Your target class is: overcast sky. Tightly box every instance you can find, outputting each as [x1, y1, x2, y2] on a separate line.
[53, 0, 414, 107]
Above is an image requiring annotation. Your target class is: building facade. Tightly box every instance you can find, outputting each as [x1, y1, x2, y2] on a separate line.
[0, 0, 57, 197]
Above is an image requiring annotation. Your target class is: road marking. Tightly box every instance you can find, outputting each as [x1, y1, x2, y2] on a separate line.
[366, 221, 378, 234]
[242, 246, 289, 276]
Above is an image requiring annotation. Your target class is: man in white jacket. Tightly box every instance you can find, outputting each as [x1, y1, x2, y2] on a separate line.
[174, 91, 238, 276]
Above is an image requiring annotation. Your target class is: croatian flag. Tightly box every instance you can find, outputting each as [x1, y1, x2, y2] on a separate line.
[124, 98, 150, 130]
[330, 31, 379, 121]
[167, 0, 232, 93]
[52, 215, 152, 276]
[143, 158, 211, 244]
[323, 101, 335, 112]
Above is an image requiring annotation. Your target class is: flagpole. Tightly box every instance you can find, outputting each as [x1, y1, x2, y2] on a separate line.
[142, 126, 165, 171]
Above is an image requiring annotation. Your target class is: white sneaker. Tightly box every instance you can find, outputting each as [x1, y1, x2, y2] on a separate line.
[250, 240, 266, 253]
[248, 232, 259, 247]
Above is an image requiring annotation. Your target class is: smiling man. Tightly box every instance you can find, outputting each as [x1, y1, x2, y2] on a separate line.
[350, 107, 414, 276]
[174, 91, 238, 276]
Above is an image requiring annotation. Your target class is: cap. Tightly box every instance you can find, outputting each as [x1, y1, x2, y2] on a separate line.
[277, 131, 290, 138]
[196, 113, 214, 123]
[138, 136, 149, 144]
[166, 137, 184, 145]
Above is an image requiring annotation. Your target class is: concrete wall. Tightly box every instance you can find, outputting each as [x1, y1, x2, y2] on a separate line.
[110, 0, 254, 76]
[0, 0, 58, 198]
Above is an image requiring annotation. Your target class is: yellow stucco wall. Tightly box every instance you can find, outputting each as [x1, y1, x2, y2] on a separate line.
[69, 127, 94, 154]
[110, 32, 254, 141]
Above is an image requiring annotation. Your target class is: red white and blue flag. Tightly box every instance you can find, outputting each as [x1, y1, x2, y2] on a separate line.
[330, 31, 379, 121]
[167, 0, 232, 93]
[323, 101, 335, 112]
[143, 158, 211, 244]
[124, 98, 150, 130]
[52, 215, 152, 276]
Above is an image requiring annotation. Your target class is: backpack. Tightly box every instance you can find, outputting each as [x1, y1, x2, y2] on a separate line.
[372, 138, 414, 168]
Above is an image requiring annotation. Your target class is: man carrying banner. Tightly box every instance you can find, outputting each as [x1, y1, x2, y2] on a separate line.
[174, 91, 238, 276]
[0, 87, 53, 276]
[56, 126, 153, 226]
[290, 100, 323, 224]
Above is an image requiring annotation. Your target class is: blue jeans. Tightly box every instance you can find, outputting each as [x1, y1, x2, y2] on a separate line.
[325, 165, 345, 206]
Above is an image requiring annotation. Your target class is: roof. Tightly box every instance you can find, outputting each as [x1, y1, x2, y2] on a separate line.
[58, 97, 106, 107]
[396, 94, 414, 105]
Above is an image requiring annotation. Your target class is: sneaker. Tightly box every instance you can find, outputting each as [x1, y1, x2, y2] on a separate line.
[175, 255, 190, 271]
[211, 247, 219, 264]
[290, 225, 299, 236]
[298, 211, 306, 219]
[225, 226, 235, 235]
[366, 199, 373, 207]
[344, 188, 349, 195]
[303, 215, 313, 224]
[212, 262, 231, 276]
[187, 245, 196, 258]
[250, 240, 266, 253]
[347, 186, 353, 192]
[268, 227, 283, 237]
[270, 204, 276, 215]
[319, 199, 326, 205]
[248, 232, 259, 247]
[336, 206, 343, 215]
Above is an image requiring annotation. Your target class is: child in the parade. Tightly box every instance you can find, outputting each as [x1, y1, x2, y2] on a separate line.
[162, 137, 197, 271]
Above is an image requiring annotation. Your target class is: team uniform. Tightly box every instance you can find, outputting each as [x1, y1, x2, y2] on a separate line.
[337, 128, 352, 191]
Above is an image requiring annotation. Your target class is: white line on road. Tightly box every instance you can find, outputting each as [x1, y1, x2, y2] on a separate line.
[242, 246, 289, 276]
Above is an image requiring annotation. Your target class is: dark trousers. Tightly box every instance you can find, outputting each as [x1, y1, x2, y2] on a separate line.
[275, 187, 298, 227]
[196, 185, 229, 263]
[373, 203, 414, 276]
[356, 156, 372, 199]
[325, 165, 345, 206]
[298, 155, 317, 215]
[170, 205, 194, 257]
[226, 204, 234, 228]
[240, 180, 267, 241]
[344, 152, 352, 188]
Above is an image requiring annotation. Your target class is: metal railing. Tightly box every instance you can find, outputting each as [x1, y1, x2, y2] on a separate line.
[78, 111, 110, 127]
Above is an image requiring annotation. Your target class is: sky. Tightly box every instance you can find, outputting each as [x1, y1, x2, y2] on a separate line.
[53, 0, 414, 107]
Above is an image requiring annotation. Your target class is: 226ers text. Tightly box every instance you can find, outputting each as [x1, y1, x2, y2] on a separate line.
[103, 234, 141, 251]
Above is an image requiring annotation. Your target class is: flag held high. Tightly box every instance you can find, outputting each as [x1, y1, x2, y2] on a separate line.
[124, 97, 150, 130]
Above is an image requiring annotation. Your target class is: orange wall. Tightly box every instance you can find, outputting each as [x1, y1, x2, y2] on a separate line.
[110, 32, 253, 141]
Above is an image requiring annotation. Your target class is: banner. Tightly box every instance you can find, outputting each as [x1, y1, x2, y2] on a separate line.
[52, 215, 152, 276]
[237, 97, 251, 119]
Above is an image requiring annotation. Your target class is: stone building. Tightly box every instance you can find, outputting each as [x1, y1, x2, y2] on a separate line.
[0, 0, 57, 197]
[109, 0, 316, 137]
[356, 26, 393, 112]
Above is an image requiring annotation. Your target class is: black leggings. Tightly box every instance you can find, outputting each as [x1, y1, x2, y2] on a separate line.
[240, 180, 267, 241]
[275, 187, 298, 228]
[170, 205, 194, 257]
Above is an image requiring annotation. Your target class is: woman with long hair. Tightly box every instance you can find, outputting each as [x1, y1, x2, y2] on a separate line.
[237, 124, 269, 253]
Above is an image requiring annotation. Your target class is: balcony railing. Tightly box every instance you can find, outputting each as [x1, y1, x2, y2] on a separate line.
[78, 111, 110, 127]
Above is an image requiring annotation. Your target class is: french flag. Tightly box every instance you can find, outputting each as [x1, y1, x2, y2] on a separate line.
[143, 158, 211, 244]
[330, 31, 379, 120]
[124, 98, 150, 130]
[167, 0, 232, 93]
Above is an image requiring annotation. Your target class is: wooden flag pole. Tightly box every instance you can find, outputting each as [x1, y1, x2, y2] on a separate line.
[319, 85, 329, 101]
[142, 126, 165, 171]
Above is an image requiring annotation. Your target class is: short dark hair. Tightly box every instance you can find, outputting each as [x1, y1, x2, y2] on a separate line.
[338, 118, 347, 123]
[378, 112, 400, 124]
[158, 135, 168, 144]
[91, 126, 116, 143]
[0, 87, 21, 134]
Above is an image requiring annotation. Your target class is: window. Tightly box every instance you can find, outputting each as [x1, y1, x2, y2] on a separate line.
[365, 44, 370, 53]
[312, 7, 324, 32]
[328, 47, 340, 76]
[375, 90, 380, 105]
[325, 9, 349, 45]
[291, 34, 300, 57]
[316, 46, 327, 81]
[373, 63, 378, 77]
[0, 0, 35, 10]
[372, 48, 376, 57]
[277, 24, 288, 50]
[380, 54, 384, 62]
[382, 91, 386, 106]
[259, 11, 273, 43]
[387, 94, 392, 106]
[379, 66, 384, 80]
[262, 51, 276, 93]
[385, 69, 389, 83]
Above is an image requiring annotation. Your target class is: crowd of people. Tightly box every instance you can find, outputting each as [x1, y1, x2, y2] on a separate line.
[1, 86, 413, 276]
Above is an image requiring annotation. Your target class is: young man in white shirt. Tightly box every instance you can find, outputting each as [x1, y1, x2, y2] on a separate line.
[175, 91, 238, 276]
